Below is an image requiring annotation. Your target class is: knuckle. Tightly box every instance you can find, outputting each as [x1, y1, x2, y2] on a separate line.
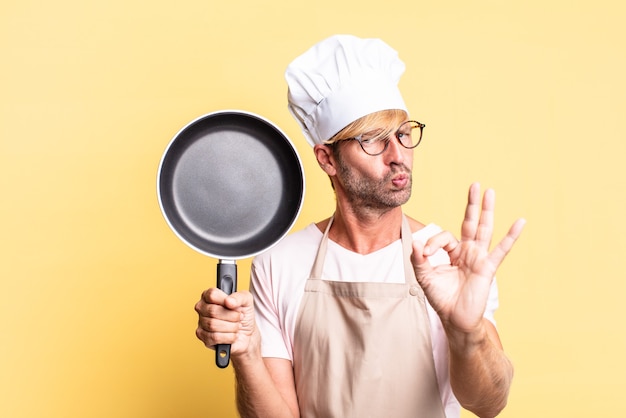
[206, 304, 222, 317]
[194, 300, 204, 313]
[204, 317, 219, 331]
[197, 316, 210, 330]
[195, 327, 204, 341]
[195, 328, 213, 348]
[202, 288, 220, 303]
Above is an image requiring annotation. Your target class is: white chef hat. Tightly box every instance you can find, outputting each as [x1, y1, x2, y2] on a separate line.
[285, 34, 408, 146]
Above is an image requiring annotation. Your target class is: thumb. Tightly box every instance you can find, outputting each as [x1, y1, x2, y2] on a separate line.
[224, 290, 254, 310]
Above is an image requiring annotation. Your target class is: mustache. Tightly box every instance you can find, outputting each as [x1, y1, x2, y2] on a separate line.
[388, 164, 412, 176]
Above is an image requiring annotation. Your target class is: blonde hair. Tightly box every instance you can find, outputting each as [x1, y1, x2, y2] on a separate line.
[324, 109, 408, 145]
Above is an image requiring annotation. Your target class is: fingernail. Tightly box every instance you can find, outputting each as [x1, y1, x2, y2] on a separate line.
[423, 245, 431, 255]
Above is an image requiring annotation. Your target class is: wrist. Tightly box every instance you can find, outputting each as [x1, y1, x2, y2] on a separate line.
[444, 320, 490, 355]
[232, 346, 262, 364]
[231, 331, 263, 368]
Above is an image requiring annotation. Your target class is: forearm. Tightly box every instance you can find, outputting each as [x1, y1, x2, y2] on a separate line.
[446, 320, 513, 418]
[233, 351, 298, 418]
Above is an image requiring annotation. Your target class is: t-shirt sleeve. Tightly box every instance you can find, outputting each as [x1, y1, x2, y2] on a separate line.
[484, 279, 500, 326]
[250, 258, 292, 360]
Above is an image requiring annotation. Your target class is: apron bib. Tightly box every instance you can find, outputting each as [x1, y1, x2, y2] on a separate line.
[293, 215, 446, 418]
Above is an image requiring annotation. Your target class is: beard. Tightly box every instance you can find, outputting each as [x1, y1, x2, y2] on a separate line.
[335, 154, 413, 211]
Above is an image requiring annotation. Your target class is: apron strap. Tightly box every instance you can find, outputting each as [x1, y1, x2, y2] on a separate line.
[401, 214, 418, 286]
[310, 216, 334, 279]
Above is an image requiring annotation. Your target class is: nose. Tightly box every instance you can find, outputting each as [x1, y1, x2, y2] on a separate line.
[384, 135, 407, 165]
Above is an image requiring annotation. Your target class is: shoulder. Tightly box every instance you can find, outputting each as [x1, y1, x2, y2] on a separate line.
[413, 223, 443, 241]
[404, 214, 443, 241]
[405, 214, 426, 233]
[253, 222, 322, 268]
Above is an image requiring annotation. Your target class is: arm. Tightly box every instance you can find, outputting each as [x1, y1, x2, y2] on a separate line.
[445, 319, 513, 417]
[235, 356, 299, 418]
[195, 290, 299, 418]
[411, 183, 524, 417]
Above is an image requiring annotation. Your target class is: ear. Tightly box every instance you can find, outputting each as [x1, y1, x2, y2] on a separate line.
[313, 144, 337, 176]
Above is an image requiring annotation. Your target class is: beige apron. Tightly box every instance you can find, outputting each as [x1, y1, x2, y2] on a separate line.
[293, 215, 446, 418]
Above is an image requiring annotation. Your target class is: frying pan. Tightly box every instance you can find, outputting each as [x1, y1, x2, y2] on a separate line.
[157, 110, 305, 368]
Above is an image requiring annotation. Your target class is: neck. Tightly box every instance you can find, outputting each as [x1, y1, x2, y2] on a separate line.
[323, 206, 404, 255]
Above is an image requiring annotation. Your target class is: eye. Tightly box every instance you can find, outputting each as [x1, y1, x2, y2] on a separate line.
[397, 129, 411, 139]
[396, 128, 413, 144]
[360, 136, 377, 145]
[359, 129, 384, 144]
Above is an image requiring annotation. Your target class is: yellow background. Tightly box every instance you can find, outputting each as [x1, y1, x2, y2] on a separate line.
[2, 0, 625, 417]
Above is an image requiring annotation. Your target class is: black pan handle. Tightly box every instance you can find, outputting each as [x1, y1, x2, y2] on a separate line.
[216, 261, 237, 368]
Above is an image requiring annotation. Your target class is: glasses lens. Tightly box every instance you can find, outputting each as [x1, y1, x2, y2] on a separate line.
[396, 121, 422, 148]
[358, 130, 387, 155]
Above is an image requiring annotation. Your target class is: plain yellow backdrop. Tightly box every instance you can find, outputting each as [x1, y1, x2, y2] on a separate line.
[2, 0, 625, 417]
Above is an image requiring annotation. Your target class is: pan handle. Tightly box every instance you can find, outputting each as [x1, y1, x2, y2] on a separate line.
[216, 261, 237, 368]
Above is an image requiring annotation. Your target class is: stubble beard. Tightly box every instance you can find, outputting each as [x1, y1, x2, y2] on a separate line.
[336, 156, 413, 212]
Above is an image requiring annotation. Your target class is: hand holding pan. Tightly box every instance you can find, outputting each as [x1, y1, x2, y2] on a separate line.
[157, 110, 305, 368]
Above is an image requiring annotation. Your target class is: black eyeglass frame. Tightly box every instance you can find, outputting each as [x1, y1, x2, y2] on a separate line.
[347, 120, 425, 156]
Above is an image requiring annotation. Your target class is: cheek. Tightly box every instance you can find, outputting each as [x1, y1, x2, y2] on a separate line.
[408, 155, 415, 169]
[403, 149, 415, 169]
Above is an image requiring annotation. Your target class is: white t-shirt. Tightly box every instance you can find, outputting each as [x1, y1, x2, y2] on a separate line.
[250, 222, 499, 418]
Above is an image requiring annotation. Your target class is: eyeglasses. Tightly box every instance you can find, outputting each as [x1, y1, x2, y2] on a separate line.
[348, 120, 425, 156]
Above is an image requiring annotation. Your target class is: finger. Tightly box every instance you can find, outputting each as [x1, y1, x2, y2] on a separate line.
[198, 289, 253, 313]
[411, 239, 429, 266]
[198, 314, 242, 334]
[461, 183, 481, 241]
[195, 290, 246, 322]
[223, 290, 254, 311]
[195, 306, 243, 348]
[201, 287, 228, 305]
[476, 188, 495, 247]
[195, 327, 237, 348]
[195, 289, 229, 317]
[195, 327, 217, 349]
[200, 302, 244, 322]
[422, 230, 461, 257]
[411, 239, 435, 280]
[487, 218, 526, 267]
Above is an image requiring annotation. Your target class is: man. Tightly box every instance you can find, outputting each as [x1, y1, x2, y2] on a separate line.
[195, 35, 525, 418]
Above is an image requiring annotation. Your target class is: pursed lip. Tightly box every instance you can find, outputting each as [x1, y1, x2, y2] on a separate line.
[391, 173, 409, 188]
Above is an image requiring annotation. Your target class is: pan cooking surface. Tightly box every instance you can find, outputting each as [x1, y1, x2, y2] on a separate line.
[158, 112, 304, 259]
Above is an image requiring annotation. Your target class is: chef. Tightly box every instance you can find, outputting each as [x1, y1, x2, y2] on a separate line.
[195, 34, 525, 418]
